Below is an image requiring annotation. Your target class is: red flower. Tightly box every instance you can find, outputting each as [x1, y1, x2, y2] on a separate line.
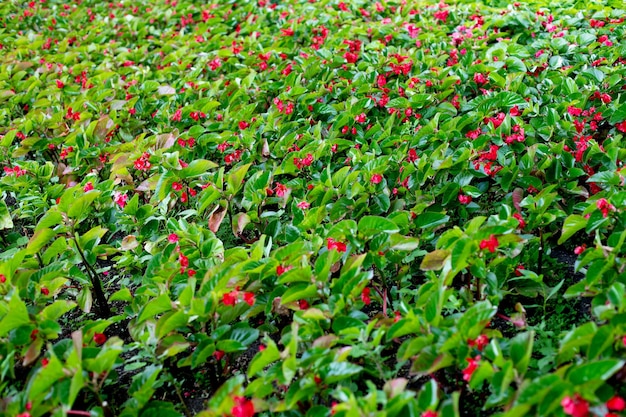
[243, 292, 255, 306]
[370, 173, 383, 184]
[616, 121, 626, 133]
[41, 358, 49, 367]
[168, 233, 179, 243]
[276, 265, 292, 276]
[407, 148, 418, 162]
[574, 244, 586, 255]
[567, 106, 582, 117]
[94, 333, 107, 345]
[213, 350, 225, 361]
[468, 334, 489, 351]
[421, 411, 438, 417]
[298, 299, 309, 310]
[56, 79, 64, 88]
[361, 287, 371, 305]
[458, 193, 472, 205]
[513, 213, 526, 229]
[355, 113, 366, 123]
[479, 235, 499, 253]
[462, 356, 480, 381]
[0, 274, 5, 283]
[606, 395, 626, 411]
[327, 237, 347, 253]
[515, 264, 524, 276]
[83, 182, 94, 192]
[238, 121, 250, 130]
[596, 198, 615, 217]
[561, 394, 589, 417]
[343, 52, 358, 63]
[171, 109, 182, 122]
[232, 396, 255, 417]
[473, 72, 488, 85]
[223, 291, 238, 306]
[275, 183, 288, 197]
[40, 287, 49, 296]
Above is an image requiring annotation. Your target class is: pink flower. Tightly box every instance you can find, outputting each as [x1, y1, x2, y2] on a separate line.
[479, 235, 499, 253]
[561, 394, 589, 417]
[83, 182, 94, 192]
[574, 244, 586, 255]
[168, 233, 179, 243]
[114, 192, 128, 209]
[421, 411, 438, 417]
[462, 356, 480, 381]
[355, 113, 367, 123]
[297, 201, 310, 209]
[370, 173, 383, 184]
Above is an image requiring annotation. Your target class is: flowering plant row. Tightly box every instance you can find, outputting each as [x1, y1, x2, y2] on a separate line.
[0, 0, 625, 416]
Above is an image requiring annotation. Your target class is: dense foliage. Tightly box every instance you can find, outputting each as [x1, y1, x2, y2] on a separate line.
[1, 0, 626, 416]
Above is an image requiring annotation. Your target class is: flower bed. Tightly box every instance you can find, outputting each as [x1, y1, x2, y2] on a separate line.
[1, 0, 625, 416]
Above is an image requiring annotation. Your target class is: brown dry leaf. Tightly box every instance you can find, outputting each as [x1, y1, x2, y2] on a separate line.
[121, 235, 139, 251]
[94, 116, 115, 140]
[208, 204, 228, 233]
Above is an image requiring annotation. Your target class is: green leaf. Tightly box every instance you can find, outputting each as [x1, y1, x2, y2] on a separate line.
[248, 339, 281, 377]
[226, 163, 251, 197]
[321, 362, 363, 384]
[40, 300, 77, 321]
[0, 200, 13, 229]
[0, 293, 30, 336]
[420, 250, 450, 271]
[510, 331, 534, 377]
[137, 294, 173, 323]
[26, 228, 57, 255]
[67, 191, 102, 219]
[609, 102, 626, 124]
[558, 214, 587, 244]
[568, 359, 625, 385]
[180, 159, 218, 178]
[415, 212, 449, 229]
[357, 215, 400, 237]
[281, 284, 318, 304]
